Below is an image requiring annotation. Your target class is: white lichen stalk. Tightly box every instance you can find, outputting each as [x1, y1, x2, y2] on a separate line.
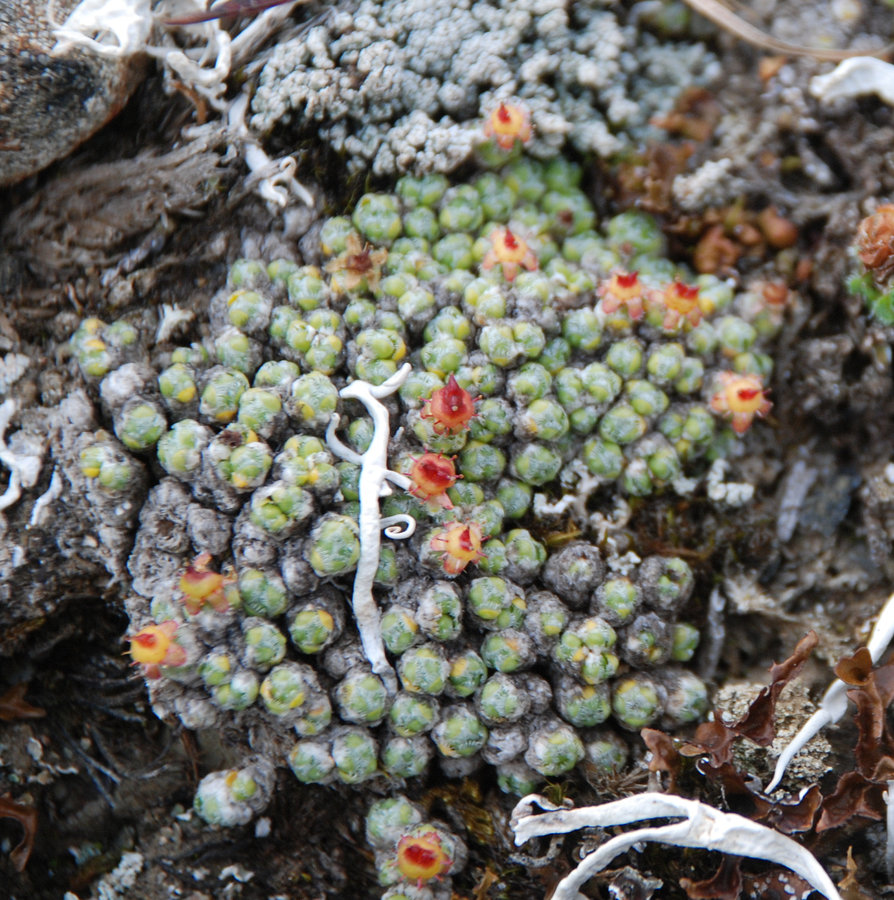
[767, 588, 894, 792]
[326, 363, 415, 694]
[511, 793, 843, 900]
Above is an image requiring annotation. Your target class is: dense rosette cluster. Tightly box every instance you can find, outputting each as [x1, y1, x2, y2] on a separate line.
[68, 155, 780, 829]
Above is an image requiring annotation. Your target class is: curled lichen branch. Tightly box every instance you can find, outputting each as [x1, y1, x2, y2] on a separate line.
[511, 793, 843, 900]
[326, 364, 414, 693]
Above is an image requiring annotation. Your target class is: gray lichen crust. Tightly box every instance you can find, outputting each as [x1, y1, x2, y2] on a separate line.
[250, 0, 719, 175]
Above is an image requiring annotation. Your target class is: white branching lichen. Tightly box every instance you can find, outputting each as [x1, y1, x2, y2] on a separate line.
[766, 587, 894, 792]
[0, 399, 45, 514]
[511, 793, 843, 900]
[326, 364, 416, 694]
[810, 56, 894, 106]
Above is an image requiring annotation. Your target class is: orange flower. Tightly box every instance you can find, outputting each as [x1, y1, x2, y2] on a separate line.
[397, 828, 452, 883]
[422, 375, 477, 434]
[481, 226, 538, 282]
[657, 281, 702, 330]
[430, 522, 485, 575]
[599, 271, 644, 319]
[409, 453, 457, 510]
[709, 372, 772, 434]
[483, 101, 532, 150]
[129, 621, 187, 678]
[179, 552, 234, 614]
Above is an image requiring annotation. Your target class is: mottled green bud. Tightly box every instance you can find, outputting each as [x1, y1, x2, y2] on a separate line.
[476, 673, 530, 725]
[214, 327, 261, 376]
[212, 670, 260, 711]
[397, 644, 450, 695]
[585, 731, 628, 774]
[439, 184, 483, 232]
[79, 440, 137, 492]
[467, 577, 526, 630]
[716, 315, 757, 357]
[332, 728, 379, 783]
[663, 669, 709, 725]
[525, 721, 584, 776]
[555, 677, 611, 727]
[478, 323, 521, 368]
[229, 258, 269, 289]
[286, 267, 327, 311]
[381, 605, 420, 655]
[287, 372, 338, 430]
[496, 760, 542, 796]
[199, 649, 236, 688]
[114, 399, 166, 452]
[516, 398, 569, 442]
[288, 740, 335, 784]
[639, 555, 694, 615]
[495, 478, 532, 519]
[200, 367, 249, 424]
[305, 513, 360, 576]
[336, 671, 389, 725]
[158, 363, 198, 409]
[396, 172, 449, 208]
[416, 582, 463, 642]
[446, 650, 488, 698]
[431, 705, 488, 757]
[389, 692, 439, 737]
[421, 336, 467, 376]
[594, 577, 641, 626]
[537, 337, 572, 375]
[241, 617, 287, 670]
[366, 795, 424, 848]
[598, 404, 647, 445]
[580, 362, 622, 406]
[227, 290, 272, 333]
[260, 661, 315, 716]
[510, 442, 562, 486]
[480, 629, 534, 674]
[611, 674, 662, 730]
[267, 257, 301, 285]
[239, 568, 288, 618]
[671, 622, 700, 662]
[562, 308, 602, 353]
[605, 210, 665, 258]
[249, 480, 314, 536]
[381, 736, 432, 779]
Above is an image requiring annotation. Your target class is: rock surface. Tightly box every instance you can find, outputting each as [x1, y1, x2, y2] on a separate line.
[0, 0, 146, 186]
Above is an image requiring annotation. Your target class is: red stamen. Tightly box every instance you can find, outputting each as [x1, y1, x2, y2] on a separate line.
[497, 103, 511, 123]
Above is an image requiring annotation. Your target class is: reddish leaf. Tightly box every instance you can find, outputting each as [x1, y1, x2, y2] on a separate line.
[848, 678, 888, 776]
[165, 0, 296, 25]
[872, 659, 894, 707]
[759, 785, 822, 834]
[0, 797, 38, 871]
[641, 728, 681, 790]
[698, 761, 772, 819]
[835, 647, 873, 685]
[0, 684, 45, 722]
[733, 631, 818, 746]
[817, 771, 885, 831]
[680, 719, 736, 766]
[680, 855, 742, 899]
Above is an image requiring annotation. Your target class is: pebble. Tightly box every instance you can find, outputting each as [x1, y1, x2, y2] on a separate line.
[0, 0, 147, 186]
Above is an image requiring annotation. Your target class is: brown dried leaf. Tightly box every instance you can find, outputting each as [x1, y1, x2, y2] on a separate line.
[759, 785, 822, 835]
[641, 728, 681, 790]
[0, 684, 45, 721]
[0, 796, 38, 871]
[733, 631, 818, 746]
[817, 771, 885, 832]
[835, 647, 873, 686]
[679, 855, 742, 900]
[679, 719, 736, 766]
[697, 761, 772, 819]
